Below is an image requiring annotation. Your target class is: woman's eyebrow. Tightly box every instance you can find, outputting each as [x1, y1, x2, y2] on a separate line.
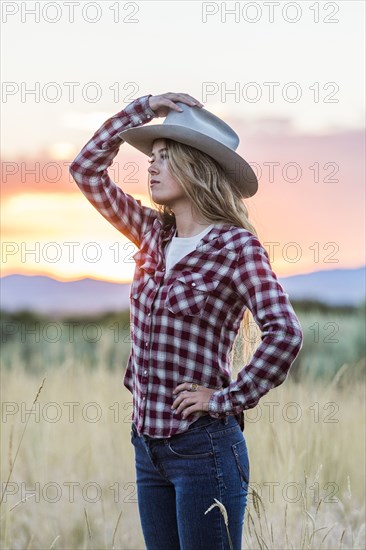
[149, 147, 167, 157]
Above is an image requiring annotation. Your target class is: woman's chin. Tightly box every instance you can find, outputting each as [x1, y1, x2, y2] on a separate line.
[150, 192, 169, 206]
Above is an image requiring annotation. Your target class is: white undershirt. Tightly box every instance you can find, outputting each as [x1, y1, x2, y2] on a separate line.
[164, 223, 224, 278]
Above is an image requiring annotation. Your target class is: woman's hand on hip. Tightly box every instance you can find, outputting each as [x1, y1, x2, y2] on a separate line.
[171, 382, 218, 419]
[149, 92, 203, 118]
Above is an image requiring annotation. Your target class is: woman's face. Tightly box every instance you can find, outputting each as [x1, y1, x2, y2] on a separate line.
[147, 139, 186, 208]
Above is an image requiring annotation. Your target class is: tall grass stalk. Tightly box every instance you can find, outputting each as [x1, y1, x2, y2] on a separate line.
[111, 510, 123, 549]
[0, 377, 46, 507]
[84, 507, 93, 550]
[205, 498, 234, 550]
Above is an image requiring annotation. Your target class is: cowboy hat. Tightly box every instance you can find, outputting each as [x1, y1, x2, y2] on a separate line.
[117, 101, 258, 198]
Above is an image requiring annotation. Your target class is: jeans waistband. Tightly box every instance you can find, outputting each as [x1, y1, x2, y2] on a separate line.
[187, 413, 224, 430]
[135, 414, 238, 442]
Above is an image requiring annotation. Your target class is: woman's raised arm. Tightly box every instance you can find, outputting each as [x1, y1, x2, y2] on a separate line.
[69, 94, 157, 249]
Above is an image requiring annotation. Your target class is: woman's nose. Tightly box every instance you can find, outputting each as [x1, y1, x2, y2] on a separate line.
[148, 164, 158, 175]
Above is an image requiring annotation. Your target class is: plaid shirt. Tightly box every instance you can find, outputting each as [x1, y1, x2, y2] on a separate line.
[69, 94, 304, 438]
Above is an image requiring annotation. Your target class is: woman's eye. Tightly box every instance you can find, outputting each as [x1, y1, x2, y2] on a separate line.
[148, 154, 168, 164]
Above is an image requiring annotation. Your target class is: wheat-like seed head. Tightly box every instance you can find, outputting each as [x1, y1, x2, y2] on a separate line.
[204, 498, 229, 526]
[204, 499, 234, 550]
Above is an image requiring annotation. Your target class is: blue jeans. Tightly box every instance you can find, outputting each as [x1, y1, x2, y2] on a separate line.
[130, 414, 250, 550]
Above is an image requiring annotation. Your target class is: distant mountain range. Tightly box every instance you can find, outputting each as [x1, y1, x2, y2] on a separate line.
[1, 267, 365, 315]
[1, 275, 131, 316]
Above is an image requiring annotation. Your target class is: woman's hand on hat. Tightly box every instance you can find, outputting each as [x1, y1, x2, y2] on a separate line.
[149, 93, 204, 118]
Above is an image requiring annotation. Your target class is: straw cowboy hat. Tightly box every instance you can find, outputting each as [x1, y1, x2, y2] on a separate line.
[117, 101, 258, 198]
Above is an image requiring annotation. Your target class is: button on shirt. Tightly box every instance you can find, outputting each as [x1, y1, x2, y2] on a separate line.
[69, 94, 304, 439]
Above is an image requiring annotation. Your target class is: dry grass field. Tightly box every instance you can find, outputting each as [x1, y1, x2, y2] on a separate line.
[0, 307, 365, 549]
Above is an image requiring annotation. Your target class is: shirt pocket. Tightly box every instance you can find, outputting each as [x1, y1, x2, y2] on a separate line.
[165, 272, 220, 317]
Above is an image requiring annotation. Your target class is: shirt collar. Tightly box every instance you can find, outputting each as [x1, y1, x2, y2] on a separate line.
[160, 221, 233, 249]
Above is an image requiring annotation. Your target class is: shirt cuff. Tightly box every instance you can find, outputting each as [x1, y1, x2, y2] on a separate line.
[208, 387, 250, 418]
[122, 93, 156, 125]
[100, 94, 155, 150]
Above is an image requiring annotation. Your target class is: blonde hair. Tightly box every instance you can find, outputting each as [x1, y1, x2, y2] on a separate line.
[147, 138, 262, 376]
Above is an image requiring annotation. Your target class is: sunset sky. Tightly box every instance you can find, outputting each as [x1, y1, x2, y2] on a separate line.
[1, 1, 365, 283]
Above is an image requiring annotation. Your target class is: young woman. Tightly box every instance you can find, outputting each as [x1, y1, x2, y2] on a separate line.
[69, 92, 303, 550]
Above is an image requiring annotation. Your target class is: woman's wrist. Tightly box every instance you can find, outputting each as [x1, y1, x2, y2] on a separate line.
[121, 94, 156, 125]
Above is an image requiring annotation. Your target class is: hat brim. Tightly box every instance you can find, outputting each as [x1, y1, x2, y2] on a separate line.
[117, 124, 258, 198]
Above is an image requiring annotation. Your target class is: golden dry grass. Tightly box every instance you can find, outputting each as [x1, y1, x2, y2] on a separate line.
[0, 357, 365, 549]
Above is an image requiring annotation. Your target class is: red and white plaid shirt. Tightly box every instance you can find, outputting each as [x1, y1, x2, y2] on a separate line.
[69, 94, 304, 438]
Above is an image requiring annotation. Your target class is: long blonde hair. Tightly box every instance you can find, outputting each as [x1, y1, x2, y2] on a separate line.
[148, 138, 262, 376]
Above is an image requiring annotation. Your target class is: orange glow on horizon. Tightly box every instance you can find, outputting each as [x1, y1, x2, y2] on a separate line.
[1, 184, 365, 282]
[2, 120, 365, 284]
